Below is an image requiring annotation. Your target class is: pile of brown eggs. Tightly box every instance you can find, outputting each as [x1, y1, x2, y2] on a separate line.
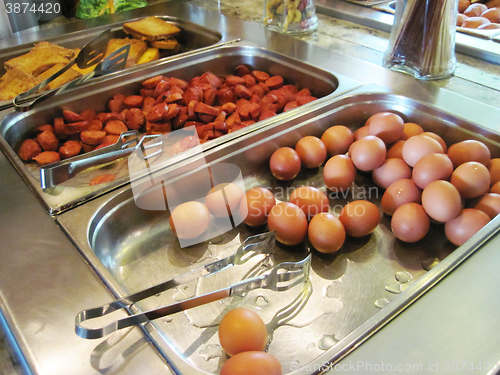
[458, 0, 500, 30]
[263, 111, 500, 251]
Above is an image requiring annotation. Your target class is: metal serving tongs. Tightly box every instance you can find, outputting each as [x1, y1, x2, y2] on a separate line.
[14, 43, 130, 112]
[75, 232, 311, 339]
[40, 130, 160, 189]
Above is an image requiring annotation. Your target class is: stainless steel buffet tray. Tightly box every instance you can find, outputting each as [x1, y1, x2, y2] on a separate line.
[0, 15, 228, 109]
[0, 44, 359, 215]
[56, 84, 500, 374]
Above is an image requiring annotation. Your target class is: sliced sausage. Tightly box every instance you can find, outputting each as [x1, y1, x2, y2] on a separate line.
[234, 84, 252, 99]
[224, 75, 245, 87]
[200, 72, 222, 88]
[234, 65, 252, 77]
[142, 97, 156, 114]
[107, 94, 126, 113]
[89, 174, 117, 186]
[62, 109, 83, 123]
[34, 151, 60, 166]
[154, 79, 171, 99]
[221, 102, 237, 115]
[104, 120, 128, 135]
[124, 95, 144, 109]
[163, 104, 180, 121]
[297, 96, 317, 106]
[252, 70, 270, 82]
[146, 103, 168, 123]
[80, 109, 98, 123]
[168, 77, 189, 91]
[217, 88, 235, 105]
[53, 117, 67, 138]
[203, 88, 217, 106]
[80, 130, 106, 145]
[142, 75, 163, 89]
[37, 130, 59, 151]
[36, 124, 54, 133]
[65, 121, 89, 135]
[259, 110, 277, 121]
[265, 76, 284, 90]
[18, 139, 42, 161]
[59, 140, 82, 159]
[88, 119, 103, 131]
[124, 108, 145, 130]
[195, 102, 219, 116]
[284, 101, 298, 112]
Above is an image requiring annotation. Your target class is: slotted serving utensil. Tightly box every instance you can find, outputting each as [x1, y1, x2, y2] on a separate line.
[39, 129, 159, 190]
[10, 29, 114, 109]
[14, 43, 130, 111]
[75, 233, 311, 339]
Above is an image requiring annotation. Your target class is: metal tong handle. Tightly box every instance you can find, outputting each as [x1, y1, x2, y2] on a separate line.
[14, 44, 130, 111]
[76, 254, 310, 339]
[75, 232, 275, 335]
[40, 130, 140, 189]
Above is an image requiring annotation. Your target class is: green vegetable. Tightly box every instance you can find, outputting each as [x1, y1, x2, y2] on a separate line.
[76, 0, 147, 19]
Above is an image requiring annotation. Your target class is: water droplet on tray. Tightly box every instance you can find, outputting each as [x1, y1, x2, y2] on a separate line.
[173, 284, 192, 302]
[422, 257, 441, 271]
[162, 316, 173, 323]
[318, 334, 338, 350]
[255, 295, 269, 307]
[375, 298, 390, 309]
[324, 285, 336, 298]
[385, 281, 401, 294]
[395, 271, 412, 283]
[200, 344, 224, 361]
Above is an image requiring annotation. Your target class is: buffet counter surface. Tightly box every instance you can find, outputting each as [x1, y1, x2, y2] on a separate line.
[1, 1, 500, 374]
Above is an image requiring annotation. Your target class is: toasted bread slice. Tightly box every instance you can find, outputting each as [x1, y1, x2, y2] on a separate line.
[105, 38, 148, 68]
[0, 68, 38, 101]
[5, 42, 78, 77]
[123, 17, 181, 41]
[150, 39, 179, 50]
[34, 63, 83, 90]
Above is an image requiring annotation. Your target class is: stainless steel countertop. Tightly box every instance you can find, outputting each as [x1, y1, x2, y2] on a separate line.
[1, 1, 500, 374]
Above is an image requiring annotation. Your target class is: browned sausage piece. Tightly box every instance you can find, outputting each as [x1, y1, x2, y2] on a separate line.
[80, 130, 106, 145]
[154, 79, 171, 99]
[65, 121, 89, 135]
[124, 108, 145, 130]
[107, 94, 126, 113]
[62, 109, 83, 123]
[259, 110, 277, 121]
[142, 75, 163, 89]
[252, 70, 270, 82]
[234, 65, 252, 77]
[213, 122, 228, 133]
[221, 102, 237, 115]
[59, 140, 82, 160]
[165, 92, 183, 104]
[238, 103, 252, 121]
[188, 100, 199, 120]
[104, 120, 128, 135]
[146, 103, 168, 123]
[36, 124, 54, 133]
[234, 84, 252, 100]
[257, 82, 270, 95]
[34, 151, 60, 166]
[80, 109, 99, 123]
[168, 77, 189, 91]
[250, 85, 266, 99]
[163, 104, 180, 122]
[183, 87, 203, 106]
[195, 102, 220, 116]
[297, 96, 317, 106]
[53, 117, 67, 138]
[265, 76, 284, 90]
[216, 88, 235, 105]
[88, 119, 103, 131]
[295, 88, 312, 98]
[226, 111, 241, 128]
[249, 102, 261, 121]
[204, 88, 217, 106]
[124, 95, 144, 109]
[200, 72, 222, 88]
[81, 143, 97, 153]
[89, 174, 117, 186]
[101, 135, 120, 145]
[151, 121, 172, 134]
[18, 139, 42, 161]
[172, 112, 189, 130]
[37, 130, 59, 151]
[214, 111, 227, 124]
[235, 98, 250, 109]
[224, 75, 245, 87]
[140, 89, 155, 97]
[198, 114, 217, 124]
[259, 94, 279, 113]
[142, 97, 156, 114]
[282, 84, 298, 95]
[99, 112, 124, 124]
[249, 94, 261, 104]
[284, 101, 299, 112]
[243, 74, 256, 88]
